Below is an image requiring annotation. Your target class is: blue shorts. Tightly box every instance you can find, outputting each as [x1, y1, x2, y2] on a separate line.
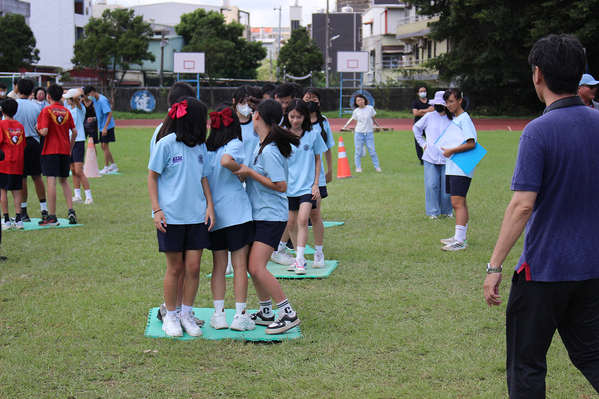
[0, 174, 23, 190]
[23, 137, 42, 177]
[70, 141, 85, 164]
[157, 223, 211, 252]
[208, 221, 254, 252]
[42, 154, 71, 178]
[446, 175, 472, 197]
[100, 127, 115, 143]
[319, 186, 328, 199]
[288, 194, 317, 211]
[252, 221, 287, 249]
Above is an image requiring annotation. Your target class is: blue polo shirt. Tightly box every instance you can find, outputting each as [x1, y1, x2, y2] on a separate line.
[286, 130, 328, 197]
[93, 94, 115, 131]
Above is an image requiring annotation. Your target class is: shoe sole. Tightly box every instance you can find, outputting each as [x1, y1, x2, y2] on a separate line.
[312, 261, 325, 268]
[265, 318, 301, 335]
[39, 222, 60, 226]
[210, 321, 229, 330]
[271, 257, 294, 266]
[162, 326, 183, 337]
[294, 267, 307, 275]
[181, 325, 202, 337]
[230, 323, 256, 332]
[441, 245, 467, 251]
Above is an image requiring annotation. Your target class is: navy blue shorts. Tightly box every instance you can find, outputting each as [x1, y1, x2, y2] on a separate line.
[42, 154, 71, 178]
[252, 220, 287, 249]
[23, 137, 42, 177]
[319, 186, 328, 199]
[100, 127, 115, 143]
[446, 175, 472, 197]
[157, 223, 211, 252]
[209, 221, 254, 252]
[288, 194, 317, 211]
[70, 141, 85, 164]
[0, 174, 23, 190]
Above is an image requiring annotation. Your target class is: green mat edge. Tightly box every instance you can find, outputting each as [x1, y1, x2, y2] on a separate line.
[6, 218, 83, 231]
[207, 260, 338, 279]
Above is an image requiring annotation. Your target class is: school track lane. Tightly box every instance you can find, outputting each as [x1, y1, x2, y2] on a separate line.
[116, 118, 532, 132]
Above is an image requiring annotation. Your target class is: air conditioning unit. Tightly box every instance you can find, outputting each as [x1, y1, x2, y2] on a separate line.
[404, 44, 414, 53]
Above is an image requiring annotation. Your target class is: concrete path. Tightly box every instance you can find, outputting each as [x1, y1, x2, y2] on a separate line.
[117, 118, 532, 131]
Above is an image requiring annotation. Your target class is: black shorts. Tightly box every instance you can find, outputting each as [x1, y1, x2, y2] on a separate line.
[84, 122, 99, 144]
[209, 221, 254, 252]
[157, 223, 211, 252]
[100, 127, 115, 143]
[252, 220, 287, 249]
[288, 194, 317, 211]
[0, 174, 23, 190]
[446, 175, 472, 197]
[42, 154, 71, 178]
[23, 137, 42, 177]
[70, 141, 85, 164]
[319, 186, 328, 199]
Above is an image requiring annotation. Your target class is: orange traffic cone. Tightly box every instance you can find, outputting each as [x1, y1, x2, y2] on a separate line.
[336, 137, 354, 179]
[83, 137, 101, 178]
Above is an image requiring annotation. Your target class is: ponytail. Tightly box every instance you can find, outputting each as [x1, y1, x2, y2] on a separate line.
[256, 99, 300, 158]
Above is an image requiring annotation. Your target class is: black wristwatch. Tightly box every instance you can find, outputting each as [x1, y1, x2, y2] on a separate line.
[486, 263, 502, 274]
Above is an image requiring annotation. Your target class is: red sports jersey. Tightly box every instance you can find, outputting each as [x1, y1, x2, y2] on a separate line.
[37, 103, 75, 155]
[0, 119, 26, 175]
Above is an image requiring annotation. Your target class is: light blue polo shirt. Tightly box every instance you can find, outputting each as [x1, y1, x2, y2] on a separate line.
[241, 119, 259, 166]
[206, 139, 253, 231]
[148, 133, 212, 225]
[311, 117, 335, 187]
[286, 130, 328, 197]
[245, 142, 288, 222]
[64, 101, 86, 142]
[15, 98, 41, 141]
[93, 94, 115, 131]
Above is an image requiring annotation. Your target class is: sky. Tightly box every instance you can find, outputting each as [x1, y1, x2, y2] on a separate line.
[111, 0, 335, 28]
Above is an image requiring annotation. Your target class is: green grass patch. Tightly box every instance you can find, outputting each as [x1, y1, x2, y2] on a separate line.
[0, 127, 596, 398]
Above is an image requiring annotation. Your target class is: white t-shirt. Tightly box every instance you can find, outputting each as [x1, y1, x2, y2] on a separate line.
[352, 105, 376, 133]
[446, 112, 477, 178]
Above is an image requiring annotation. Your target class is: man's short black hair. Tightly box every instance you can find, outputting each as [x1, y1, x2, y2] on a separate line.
[17, 79, 35, 97]
[1, 98, 18, 117]
[47, 84, 64, 102]
[528, 34, 586, 95]
[275, 83, 295, 100]
[83, 85, 96, 95]
[13, 77, 20, 86]
[0, 82, 7, 90]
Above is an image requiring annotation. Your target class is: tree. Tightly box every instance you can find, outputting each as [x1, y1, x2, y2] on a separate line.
[412, 0, 599, 104]
[0, 13, 39, 71]
[72, 9, 155, 105]
[278, 27, 324, 82]
[176, 9, 266, 107]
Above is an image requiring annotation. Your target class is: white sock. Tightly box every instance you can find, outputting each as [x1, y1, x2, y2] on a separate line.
[276, 298, 294, 315]
[166, 309, 177, 316]
[315, 245, 323, 254]
[213, 299, 225, 314]
[455, 225, 467, 242]
[85, 189, 92, 200]
[21, 202, 27, 208]
[277, 241, 286, 252]
[111, 163, 117, 168]
[235, 302, 246, 316]
[181, 304, 193, 314]
[259, 300, 272, 316]
[40, 202, 47, 212]
[296, 246, 305, 260]
[74, 189, 81, 198]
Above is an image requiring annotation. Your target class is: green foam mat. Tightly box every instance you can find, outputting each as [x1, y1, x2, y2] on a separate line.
[310, 221, 345, 228]
[6, 218, 83, 231]
[209, 260, 338, 279]
[144, 307, 302, 341]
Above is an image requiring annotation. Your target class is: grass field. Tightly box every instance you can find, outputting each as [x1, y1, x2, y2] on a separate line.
[0, 128, 596, 398]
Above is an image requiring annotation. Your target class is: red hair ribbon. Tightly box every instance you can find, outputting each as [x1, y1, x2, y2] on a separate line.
[209, 107, 234, 129]
[168, 100, 188, 119]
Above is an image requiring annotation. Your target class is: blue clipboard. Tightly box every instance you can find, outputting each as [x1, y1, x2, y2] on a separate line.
[450, 142, 487, 175]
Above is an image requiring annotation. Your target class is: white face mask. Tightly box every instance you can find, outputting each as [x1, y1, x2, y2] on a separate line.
[237, 103, 252, 117]
[419, 92, 427, 98]
[0, 91, 6, 96]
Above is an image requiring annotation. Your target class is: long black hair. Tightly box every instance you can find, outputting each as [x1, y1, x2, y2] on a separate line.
[282, 99, 312, 133]
[443, 89, 469, 112]
[205, 103, 242, 151]
[302, 87, 327, 142]
[256, 99, 300, 158]
[156, 96, 207, 147]
[155, 83, 197, 143]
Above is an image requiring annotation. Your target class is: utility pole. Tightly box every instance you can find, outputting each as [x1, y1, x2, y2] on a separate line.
[159, 29, 165, 87]
[275, 6, 282, 78]
[325, 0, 329, 88]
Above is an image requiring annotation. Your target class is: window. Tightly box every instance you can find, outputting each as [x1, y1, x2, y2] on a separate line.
[76, 27, 84, 41]
[291, 20, 299, 31]
[427, 40, 432, 59]
[74, 0, 84, 15]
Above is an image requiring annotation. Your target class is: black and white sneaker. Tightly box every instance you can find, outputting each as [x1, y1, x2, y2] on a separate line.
[265, 312, 300, 335]
[250, 310, 275, 326]
[68, 211, 78, 225]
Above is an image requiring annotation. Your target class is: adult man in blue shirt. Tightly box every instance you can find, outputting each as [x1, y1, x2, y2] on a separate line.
[83, 86, 118, 174]
[484, 34, 599, 398]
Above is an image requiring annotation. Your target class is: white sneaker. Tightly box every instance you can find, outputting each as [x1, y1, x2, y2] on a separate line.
[161, 313, 183, 337]
[375, 167, 382, 172]
[180, 311, 203, 336]
[271, 250, 295, 266]
[99, 166, 109, 175]
[313, 252, 325, 268]
[84, 197, 94, 205]
[445, 213, 454, 218]
[108, 164, 118, 173]
[440, 236, 468, 246]
[356, 167, 363, 173]
[1, 220, 12, 230]
[72, 196, 83, 204]
[210, 311, 229, 329]
[441, 241, 467, 251]
[229, 313, 256, 331]
[14, 220, 24, 230]
[429, 215, 438, 219]
[293, 258, 307, 275]
[225, 262, 233, 275]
